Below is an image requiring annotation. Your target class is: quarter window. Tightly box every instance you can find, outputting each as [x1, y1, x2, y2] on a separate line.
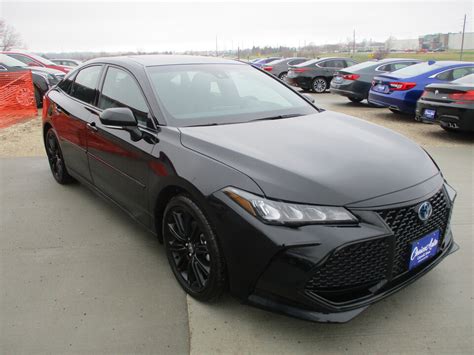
[98, 67, 151, 127]
[392, 62, 412, 71]
[69, 66, 102, 105]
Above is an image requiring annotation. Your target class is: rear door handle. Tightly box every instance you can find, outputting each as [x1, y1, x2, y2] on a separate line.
[86, 122, 98, 132]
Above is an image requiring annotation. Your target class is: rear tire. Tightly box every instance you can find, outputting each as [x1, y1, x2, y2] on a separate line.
[389, 108, 401, 114]
[278, 72, 288, 81]
[348, 97, 363, 103]
[163, 194, 226, 302]
[44, 128, 74, 184]
[311, 77, 328, 93]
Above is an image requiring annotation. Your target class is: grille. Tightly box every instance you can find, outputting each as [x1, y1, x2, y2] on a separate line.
[378, 188, 449, 276]
[305, 188, 450, 294]
[306, 238, 390, 290]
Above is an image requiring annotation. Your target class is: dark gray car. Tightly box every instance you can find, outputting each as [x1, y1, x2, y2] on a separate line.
[263, 57, 309, 80]
[330, 58, 420, 103]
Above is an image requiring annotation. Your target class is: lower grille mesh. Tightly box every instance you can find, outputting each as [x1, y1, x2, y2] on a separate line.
[305, 188, 450, 294]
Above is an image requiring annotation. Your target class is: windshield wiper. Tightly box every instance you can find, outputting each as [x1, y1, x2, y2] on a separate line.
[251, 113, 303, 122]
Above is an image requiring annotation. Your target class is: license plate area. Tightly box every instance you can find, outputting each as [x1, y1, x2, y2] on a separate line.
[409, 229, 440, 270]
[374, 83, 389, 93]
[423, 108, 436, 120]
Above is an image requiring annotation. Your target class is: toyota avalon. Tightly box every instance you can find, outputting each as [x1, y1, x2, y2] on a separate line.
[42, 55, 458, 323]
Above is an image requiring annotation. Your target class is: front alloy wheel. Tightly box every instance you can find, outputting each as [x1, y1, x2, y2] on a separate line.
[312, 77, 328, 93]
[163, 195, 226, 301]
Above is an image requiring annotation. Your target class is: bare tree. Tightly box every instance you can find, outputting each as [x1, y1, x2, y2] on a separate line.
[0, 19, 22, 51]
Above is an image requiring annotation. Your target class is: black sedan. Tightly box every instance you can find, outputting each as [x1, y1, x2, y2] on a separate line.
[416, 74, 474, 132]
[330, 58, 420, 103]
[42, 55, 458, 323]
[285, 57, 357, 93]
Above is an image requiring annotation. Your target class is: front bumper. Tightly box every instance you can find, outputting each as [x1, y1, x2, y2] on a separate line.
[211, 180, 457, 323]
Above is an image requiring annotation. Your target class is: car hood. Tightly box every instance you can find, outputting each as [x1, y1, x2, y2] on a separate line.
[179, 111, 439, 206]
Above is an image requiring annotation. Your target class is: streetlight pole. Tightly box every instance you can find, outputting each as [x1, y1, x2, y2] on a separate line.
[460, 14, 466, 60]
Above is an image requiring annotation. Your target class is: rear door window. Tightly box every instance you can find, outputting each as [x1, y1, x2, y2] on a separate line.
[98, 66, 152, 128]
[69, 65, 102, 105]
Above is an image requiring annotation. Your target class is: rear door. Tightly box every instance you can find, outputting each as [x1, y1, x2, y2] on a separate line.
[87, 65, 157, 225]
[49, 65, 103, 181]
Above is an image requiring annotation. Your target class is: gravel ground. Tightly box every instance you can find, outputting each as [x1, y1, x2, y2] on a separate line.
[0, 94, 472, 158]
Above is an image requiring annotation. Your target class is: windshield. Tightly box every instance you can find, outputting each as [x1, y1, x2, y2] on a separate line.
[344, 60, 378, 71]
[0, 54, 28, 68]
[28, 53, 56, 65]
[389, 62, 444, 78]
[453, 73, 474, 84]
[147, 64, 317, 126]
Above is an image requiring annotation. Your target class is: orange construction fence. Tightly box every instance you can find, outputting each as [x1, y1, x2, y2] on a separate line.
[0, 71, 37, 128]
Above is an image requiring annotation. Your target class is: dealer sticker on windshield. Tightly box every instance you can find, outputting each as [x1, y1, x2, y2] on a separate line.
[409, 229, 440, 270]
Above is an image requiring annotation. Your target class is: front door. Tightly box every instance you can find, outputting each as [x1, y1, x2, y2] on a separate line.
[87, 66, 157, 225]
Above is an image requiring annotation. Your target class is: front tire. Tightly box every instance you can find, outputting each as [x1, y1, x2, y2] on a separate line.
[163, 195, 226, 302]
[311, 77, 328, 93]
[45, 128, 74, 184]
[348, 97, 363, 103]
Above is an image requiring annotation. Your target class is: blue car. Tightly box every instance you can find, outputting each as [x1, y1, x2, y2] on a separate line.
[368, 61, 474, 115]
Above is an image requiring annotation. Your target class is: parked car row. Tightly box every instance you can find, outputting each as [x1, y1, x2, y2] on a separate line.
[0, 54, 65, 107]
[252, 54, 474, 132]
[330, 59, 474, 132]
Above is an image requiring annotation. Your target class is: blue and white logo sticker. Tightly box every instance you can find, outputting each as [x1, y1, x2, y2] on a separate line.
[418, 201, 433, 221]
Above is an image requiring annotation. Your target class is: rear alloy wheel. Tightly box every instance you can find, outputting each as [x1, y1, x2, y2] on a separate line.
[163, 195, 226, 302]
[278, 72, 288, 81]
[348, 97, 363, 103]
[312, 77, 328, 93]
[45, 129, 74, 184]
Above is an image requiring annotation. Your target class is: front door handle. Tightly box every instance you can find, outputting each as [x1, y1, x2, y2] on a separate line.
[87, 122, 98, 132]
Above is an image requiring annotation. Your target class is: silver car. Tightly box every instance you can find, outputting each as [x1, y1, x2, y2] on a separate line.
[263, 57, 309, 80]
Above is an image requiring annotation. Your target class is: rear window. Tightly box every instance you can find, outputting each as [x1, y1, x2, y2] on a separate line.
[344, 61, 378, 71]
[453, 73, 474, 84]
[294, 59, 319, 67]
[390, 62, 443, 78]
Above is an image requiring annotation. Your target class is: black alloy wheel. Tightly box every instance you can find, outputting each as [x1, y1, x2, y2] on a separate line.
[45, 129, 73, 184]
[163, 195, 226, 301]
[312, 77, 328, 93]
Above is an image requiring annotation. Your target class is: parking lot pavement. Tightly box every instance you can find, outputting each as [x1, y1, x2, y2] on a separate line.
[0, 158, 189, 354]
[187, 145, 473, 355]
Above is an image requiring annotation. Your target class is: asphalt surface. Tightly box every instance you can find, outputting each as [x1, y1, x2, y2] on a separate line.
[1, 94, 473, 354]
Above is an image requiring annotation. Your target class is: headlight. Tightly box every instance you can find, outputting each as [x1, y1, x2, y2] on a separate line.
[223, 187, 358, 226]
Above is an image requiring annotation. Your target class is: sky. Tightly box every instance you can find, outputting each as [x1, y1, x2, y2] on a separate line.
[0, 0, 472, 53]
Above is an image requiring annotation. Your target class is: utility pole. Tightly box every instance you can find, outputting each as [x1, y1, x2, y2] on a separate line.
[352, 29, 356, 57]
[215, 35, 218, 57]
[460, 14, 466, 60]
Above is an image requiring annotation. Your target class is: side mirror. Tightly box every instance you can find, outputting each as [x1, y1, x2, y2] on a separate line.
[99, 107, 143, 141]
[302, 93, 315, 104]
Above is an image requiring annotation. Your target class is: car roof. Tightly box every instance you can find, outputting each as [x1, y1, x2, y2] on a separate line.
[87, 54, 242, 67]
